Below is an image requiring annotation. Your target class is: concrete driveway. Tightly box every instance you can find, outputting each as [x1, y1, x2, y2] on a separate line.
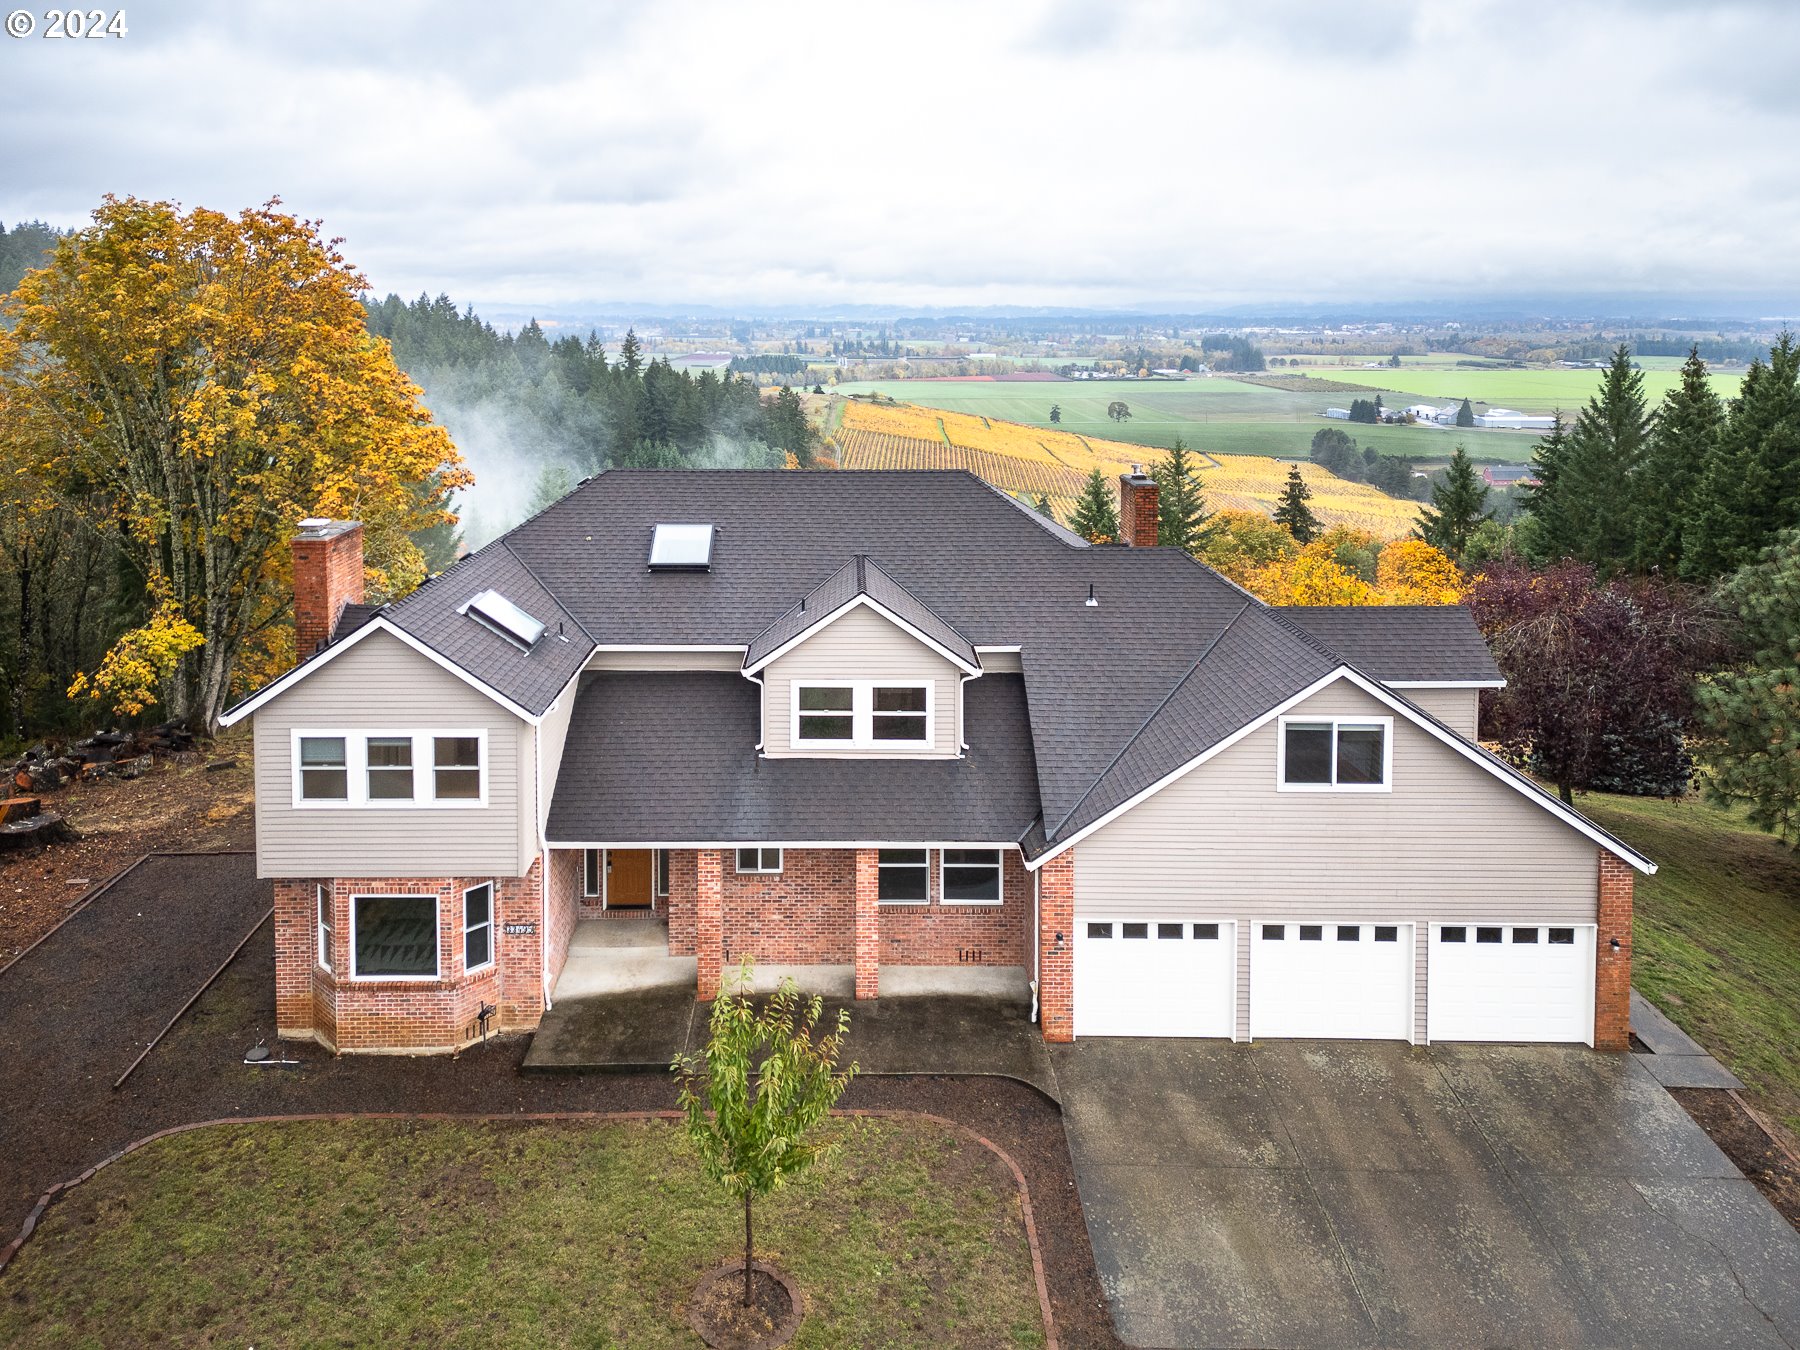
[1055, 1040, 1800, 1348]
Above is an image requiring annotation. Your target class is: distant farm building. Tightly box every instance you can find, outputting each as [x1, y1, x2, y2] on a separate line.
[1473, 408, 1556, 431]
[1323, 407, 1352, 420]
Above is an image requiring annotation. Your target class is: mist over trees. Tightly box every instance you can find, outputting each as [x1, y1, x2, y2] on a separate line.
[365, 294, 821, 547]
[0, 220, 62, 295]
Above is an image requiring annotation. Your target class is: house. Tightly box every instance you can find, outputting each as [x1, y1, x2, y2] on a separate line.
[221, 471, 1650, 1056]
[1483, 463, 1541, 489]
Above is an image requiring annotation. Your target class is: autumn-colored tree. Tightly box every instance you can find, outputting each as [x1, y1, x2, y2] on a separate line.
[1196, 509, 1298, 586]
[1376, 538, 1465, 604]
[1246, 541, 1378, 606]
[0, 197, 470, 732]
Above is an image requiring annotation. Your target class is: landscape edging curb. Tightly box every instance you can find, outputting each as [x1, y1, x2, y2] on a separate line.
[0, 1107, 1059, 1348]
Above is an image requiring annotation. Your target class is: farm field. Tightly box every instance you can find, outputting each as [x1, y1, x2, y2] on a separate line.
[829, 376, 1546, 463]
[1289, 365, 1745, 414]
[834, 398, 1423, 537]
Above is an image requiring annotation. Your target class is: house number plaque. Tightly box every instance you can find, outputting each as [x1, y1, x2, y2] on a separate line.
[502, 922, 538, 936]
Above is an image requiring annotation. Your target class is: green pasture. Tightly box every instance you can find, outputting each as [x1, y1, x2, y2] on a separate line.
[1283, 365, 1744, 414]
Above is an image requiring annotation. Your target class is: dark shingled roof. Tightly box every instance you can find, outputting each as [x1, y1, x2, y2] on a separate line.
[743, 554, 979, 672]
[234, 468, 1583, 857]
[331, 602, 383, 644]
[379, 539, 595, 717]
[1277, 606, 1502, 684]
[546, 671, 1041, 844]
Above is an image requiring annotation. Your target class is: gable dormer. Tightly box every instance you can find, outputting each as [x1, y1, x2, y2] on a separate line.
[745, 556, 979, 759]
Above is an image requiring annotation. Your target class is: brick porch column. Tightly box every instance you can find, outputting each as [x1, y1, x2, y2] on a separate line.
[854, 848, 880, 999]
[1037, 850, 1075, 1043]
[696, 848, 724, 1000]
[273, 879, 317, 1038]
[1595, 852, 1633, 1051]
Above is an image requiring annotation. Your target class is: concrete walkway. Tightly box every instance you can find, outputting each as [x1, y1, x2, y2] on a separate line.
[1631, 988, 1747, 1089]
[1056, 1038, 1800, 1348]
[524, 979, 1057, 1100]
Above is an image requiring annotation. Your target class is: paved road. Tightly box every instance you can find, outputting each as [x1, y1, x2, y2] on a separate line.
[1056, 1039, 1800, 1348]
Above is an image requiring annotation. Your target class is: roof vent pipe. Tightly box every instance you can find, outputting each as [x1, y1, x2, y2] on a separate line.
[1085, 583, 1098, 608]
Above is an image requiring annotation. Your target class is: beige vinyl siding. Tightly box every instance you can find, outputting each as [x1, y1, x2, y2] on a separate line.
[1072, 677, 1600, 1041]
[589, 648, 745, 671]
[976, 649, 1023, 673]
[530, 670, 582, 848]
[1394, 685, 1480, 739]
[762, 606, 960, 757]
[252, 630, 529, 879]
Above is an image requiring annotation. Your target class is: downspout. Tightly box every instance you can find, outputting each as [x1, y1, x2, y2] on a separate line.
[537, 714, 552, 1011]
[957, 671, 978, 754]
[1030, 864, 1041, 1025]
[741, 668, 765, 753]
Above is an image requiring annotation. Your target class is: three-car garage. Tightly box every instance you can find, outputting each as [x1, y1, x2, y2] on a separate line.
[1072, 914, 1599, 1046]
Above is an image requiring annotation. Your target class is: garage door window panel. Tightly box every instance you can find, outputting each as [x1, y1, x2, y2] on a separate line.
[1278, 716, 1392, 791]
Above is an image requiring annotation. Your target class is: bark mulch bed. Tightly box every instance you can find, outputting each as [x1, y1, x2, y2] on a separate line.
[1673, 1086, 1800, 1234]
[1, 859, 1121, 1347]
[0, 738, 255, 965]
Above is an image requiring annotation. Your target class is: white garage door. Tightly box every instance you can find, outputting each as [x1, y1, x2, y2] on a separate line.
[1075, 918, 1235, 1038]
[1428, 923, 1595, 1045]
[1250, 922, 1413, 1041]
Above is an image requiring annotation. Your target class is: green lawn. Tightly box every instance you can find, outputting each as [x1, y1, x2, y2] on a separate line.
[0, 1117, 1046, 1349]
[830, 377, 1547, 462]
[1579, 792, 1800, 1142]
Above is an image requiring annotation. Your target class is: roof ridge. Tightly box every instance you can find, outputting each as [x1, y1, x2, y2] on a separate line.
[495, 538, 600, 648]
[1047, 598, 1252, 840]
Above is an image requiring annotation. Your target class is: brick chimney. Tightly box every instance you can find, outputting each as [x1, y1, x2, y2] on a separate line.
[291, 519, 364, 663]
[1119, 467, 1159, 547]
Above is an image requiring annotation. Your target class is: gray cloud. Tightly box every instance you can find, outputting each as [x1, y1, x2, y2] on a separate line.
[2, 0, 1796, 310]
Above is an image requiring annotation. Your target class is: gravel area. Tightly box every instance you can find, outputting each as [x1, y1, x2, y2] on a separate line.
[1, 855, 1120, 1347]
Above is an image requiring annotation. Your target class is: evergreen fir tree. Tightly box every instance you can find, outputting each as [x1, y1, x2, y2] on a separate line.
[1417, 446, 1491, 561]
[1683, 333, 1800, 578]
[1520, 412, 1574, 556]
[1455, 397, 1475, 428]
[1272, 465, 1320, 543]
[1069, 467, 1120, 543]
[1635, 346, 1724, 575]
[1524, 347, 1654, 572]
[1034, 491, 1056, 519]
[1152, 438, 1211, 552]
[617, 327, 643, 378]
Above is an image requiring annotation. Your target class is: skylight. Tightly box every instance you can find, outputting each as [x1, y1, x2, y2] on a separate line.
[648, 523, 715, 571]
[460, 588, 545, 650]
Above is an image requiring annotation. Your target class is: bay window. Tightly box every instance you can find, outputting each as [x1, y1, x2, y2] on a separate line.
[351, 894, 439, 980]
[463, 882, 494, 972]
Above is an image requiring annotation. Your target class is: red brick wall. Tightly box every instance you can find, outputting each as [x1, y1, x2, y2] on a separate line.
[719, 849, 856, 966]
[1037, 850, 1074, 1043]
[877, 849, 1031, 966]
[275, 863, 545, 1053]
[543, 849, 581, 1002]
[1595, 851, 1633, 1052]
[1119, 473, 1159, 547]
[290, 523, 364, 662]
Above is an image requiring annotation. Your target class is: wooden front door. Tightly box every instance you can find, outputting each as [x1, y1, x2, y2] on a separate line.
[607, 849, 653, 908]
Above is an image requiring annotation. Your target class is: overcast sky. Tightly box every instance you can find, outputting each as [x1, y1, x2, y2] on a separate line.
[4, 0, 1797, 313]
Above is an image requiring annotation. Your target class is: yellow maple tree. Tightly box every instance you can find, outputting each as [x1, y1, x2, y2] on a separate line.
[1246, 542, 1379, 605]
[0, 196, 471, 731]
[1375, 538, 1466, 604]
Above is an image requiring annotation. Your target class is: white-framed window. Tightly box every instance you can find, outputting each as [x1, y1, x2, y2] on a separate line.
[1277, 716, 1392, 792]
[878, 848, 930, 904]
[941, 848, 1003, 904]
[654, 849, 671, 898]
[791, 681, 934, 749]
[735, 847, 783, 874]
[290, 730, 488, 808]
[462, 882, 494, 973]
[298, 736, 348, 801]
[350, 893, 440, 981]
[316, 883, 333, 972]
[583, 849, 602, 898]
[433, 736, 482, 800]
